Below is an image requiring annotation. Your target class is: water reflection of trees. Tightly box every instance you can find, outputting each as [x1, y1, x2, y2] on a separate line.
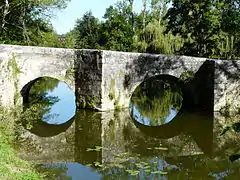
[165, 155, 240, 180]
[130, 78, 183, 126]
[92, 153, 240, 180]
[22, 77, 60, 127]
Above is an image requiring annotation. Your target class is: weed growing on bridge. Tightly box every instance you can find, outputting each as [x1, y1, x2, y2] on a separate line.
[88, 96, 97, 108]
[65, 65, 75, 81]
[7, 53, 22, 105]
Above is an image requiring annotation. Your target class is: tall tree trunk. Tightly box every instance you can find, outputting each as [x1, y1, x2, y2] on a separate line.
[0, 0, 10, 36]
[142, 0, 147, 42]
[128, 0, 134, 48]
[20, 3, 30, 45]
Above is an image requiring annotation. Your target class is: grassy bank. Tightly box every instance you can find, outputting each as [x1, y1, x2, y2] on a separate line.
[0, 106, 43, 180]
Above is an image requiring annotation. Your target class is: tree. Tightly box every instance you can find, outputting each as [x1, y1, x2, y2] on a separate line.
[133, 19, 184, 54]
[128, 0, 135, 44]
[150, 0, 169, 24]
[219, 0, 240, 59]
[165, 0, 223, 57]
[61, 29, 77, 49]
[164, 0, 240, 59]
[132, 0, 183, 54]
[98, 0, 134, 51]
[74, 11, 101, 49]
[0, 0, 70, 46]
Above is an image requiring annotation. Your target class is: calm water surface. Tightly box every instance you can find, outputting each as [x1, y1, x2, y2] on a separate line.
[15, 77, 240, 180]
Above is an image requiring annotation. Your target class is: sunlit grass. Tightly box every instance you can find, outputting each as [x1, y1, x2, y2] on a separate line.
[0, 106, 43, 180]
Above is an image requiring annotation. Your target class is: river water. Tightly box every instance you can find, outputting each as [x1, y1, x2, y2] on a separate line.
[15, 77, 240, 180]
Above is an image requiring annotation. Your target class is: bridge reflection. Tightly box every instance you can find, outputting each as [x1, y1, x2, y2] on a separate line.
[16, 109, 214, 165]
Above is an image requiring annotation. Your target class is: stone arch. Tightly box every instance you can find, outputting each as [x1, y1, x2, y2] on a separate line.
[100, 51, 209, 111]
[129, 73, 183, 100]
[129, 74, 184, 128]
[20, 76, 75, 104]
[119, 72, 184, 112]
[19, 76, 76, 137]
[19, 75, 75, 101]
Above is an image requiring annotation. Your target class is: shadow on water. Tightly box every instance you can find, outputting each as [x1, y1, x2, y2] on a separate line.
[74, 110, 102, 166]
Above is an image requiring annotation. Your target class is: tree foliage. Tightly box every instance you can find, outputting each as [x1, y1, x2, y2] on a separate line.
[74, 11, 101, 49]
[0, 0, 71, 47]
[98, 0, 135, 51]
[1, 0, 240, 59]
[165, 0, 240, 59]
[73, 0, 240, 59]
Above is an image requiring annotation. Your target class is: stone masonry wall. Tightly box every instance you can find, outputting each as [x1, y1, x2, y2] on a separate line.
[100, 51, 207, 110]
[100, 51, 240, 113]
[74, 49, 103, 109]
[214, 60, 240, 115]
[0, 44, 240, 114]
[0, 44, 75, 106]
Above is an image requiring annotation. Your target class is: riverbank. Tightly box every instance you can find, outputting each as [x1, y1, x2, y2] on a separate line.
[0, 106, 43, 180]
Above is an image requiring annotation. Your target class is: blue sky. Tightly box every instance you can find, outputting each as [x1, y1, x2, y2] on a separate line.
[43, 82, 76, 124]
[50, 0, 143, 34]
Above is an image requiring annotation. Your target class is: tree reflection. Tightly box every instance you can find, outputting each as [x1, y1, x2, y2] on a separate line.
[130, 76, 183, 126]
[35, 164, 71, 180]
[22, 77, 60, 128]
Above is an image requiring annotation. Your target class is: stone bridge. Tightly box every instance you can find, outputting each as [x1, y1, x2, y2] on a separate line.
[0, 44, 240, 114]
[1, 44, 239, 166]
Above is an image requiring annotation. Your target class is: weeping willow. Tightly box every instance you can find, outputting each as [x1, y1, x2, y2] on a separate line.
[130, 79, 183, 126]
[218, 34, 240, 60]
[133, 20, 184, 54]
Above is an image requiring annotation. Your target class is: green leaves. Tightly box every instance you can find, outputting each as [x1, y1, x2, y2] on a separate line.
[85, 146, 169, 177]
[147, 147, 168, 151]
[74, 11, 101, 49]
[165, 0, 240, 59]
[0, 0, 70, 46]
[94, 161, 103, 167]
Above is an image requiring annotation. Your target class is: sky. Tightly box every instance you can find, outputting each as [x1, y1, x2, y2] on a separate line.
[43, 82, 76, 124]
[50, 0, 143, 35]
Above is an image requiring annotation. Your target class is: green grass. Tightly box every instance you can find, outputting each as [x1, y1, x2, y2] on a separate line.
[0, 106, 43, 180]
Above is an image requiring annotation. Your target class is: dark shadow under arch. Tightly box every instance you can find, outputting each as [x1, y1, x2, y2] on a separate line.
[21, 77, 42, 104]
[20, 115, 75, 137]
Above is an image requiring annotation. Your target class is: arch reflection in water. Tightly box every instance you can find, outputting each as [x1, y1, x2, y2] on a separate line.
[21, 77, 76, 136]
[129, 75, 183, 126]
